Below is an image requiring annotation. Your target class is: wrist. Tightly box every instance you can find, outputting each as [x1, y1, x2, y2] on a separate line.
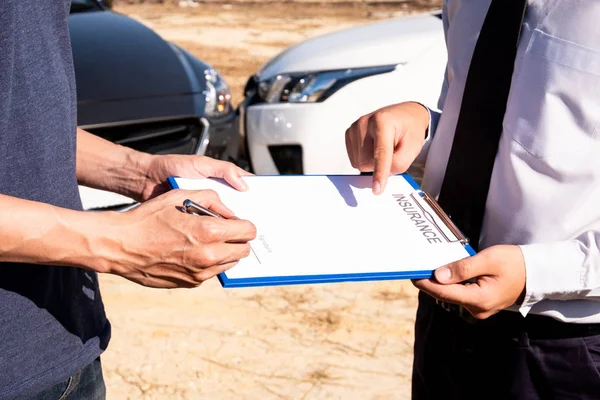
[406, 101, 431, 141]
[70, 210, 130, 275]
[76, 129, 155, 201]
[122, 149, 154, 201]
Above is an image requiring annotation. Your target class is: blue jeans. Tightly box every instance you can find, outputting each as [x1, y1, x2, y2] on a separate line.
[32, 358, 105, 400]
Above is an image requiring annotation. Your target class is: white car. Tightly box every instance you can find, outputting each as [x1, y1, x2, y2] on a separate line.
[239, 10, 447, 175]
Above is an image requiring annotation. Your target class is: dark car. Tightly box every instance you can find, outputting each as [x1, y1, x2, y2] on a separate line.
[69, 0, 241, 208]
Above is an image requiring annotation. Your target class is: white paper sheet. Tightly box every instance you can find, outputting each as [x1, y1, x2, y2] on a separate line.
[171, 175, 472, 284]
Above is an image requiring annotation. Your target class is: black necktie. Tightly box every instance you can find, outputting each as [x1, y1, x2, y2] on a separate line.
[436, 0, 528, 251]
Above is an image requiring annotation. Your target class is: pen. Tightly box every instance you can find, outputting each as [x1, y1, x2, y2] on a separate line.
[182, 199, 225, 219]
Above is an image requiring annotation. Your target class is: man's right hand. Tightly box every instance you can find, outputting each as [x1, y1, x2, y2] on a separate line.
[345, 101, 430, 194]
[101, 189, 257, 288]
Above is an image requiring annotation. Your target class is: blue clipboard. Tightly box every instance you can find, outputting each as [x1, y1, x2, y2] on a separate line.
[168, 174, 476, 288]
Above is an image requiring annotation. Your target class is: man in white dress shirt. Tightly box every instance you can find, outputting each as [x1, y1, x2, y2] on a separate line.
[346, 1, 600, 398]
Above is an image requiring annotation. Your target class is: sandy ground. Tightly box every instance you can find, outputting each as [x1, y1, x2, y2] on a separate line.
[99, 2, 438, 399]
[101, 276, 420, 399]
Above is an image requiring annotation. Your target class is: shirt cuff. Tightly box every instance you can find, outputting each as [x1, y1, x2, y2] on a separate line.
[518, 241, 586, 316]
[413, 103, 441, 165]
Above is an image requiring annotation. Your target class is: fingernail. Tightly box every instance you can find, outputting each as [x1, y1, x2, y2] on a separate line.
[435, 266, 452, 283]
[373, 181, 381, 195]
[239, 179, 248, 191]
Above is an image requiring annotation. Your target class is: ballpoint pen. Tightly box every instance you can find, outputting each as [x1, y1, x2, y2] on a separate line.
[182, 199, 225, 219]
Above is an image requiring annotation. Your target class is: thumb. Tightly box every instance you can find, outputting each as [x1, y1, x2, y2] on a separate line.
[434, 255, 485, 284]
[197, 158, 250, 192]
[222, 167, 250, 192]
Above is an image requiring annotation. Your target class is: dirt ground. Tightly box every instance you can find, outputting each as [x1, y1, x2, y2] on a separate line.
[100, 2, 439, 399]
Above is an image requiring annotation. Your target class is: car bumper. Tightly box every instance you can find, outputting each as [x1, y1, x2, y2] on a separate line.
[240, 93, 359, 175]
[244, 104, 357, 175]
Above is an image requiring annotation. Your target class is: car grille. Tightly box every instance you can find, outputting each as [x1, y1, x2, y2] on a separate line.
[268, 145, 303, 174]
[86, 118, 207, 155]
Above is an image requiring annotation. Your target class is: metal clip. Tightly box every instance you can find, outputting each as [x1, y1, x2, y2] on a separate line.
[410, 190, 469, 245]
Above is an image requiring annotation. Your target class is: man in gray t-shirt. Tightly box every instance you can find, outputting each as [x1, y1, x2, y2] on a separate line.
[0, 1, 256, 399]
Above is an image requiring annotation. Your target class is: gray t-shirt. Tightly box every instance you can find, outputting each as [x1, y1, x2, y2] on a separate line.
[0, 1, 111, 398]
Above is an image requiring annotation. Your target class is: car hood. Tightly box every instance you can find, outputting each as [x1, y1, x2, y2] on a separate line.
[69, 10, 204, 102]
[257, 12, 444, 79]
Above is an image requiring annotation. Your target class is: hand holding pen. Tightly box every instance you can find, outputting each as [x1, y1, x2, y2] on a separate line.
[101, 189, 256, 289]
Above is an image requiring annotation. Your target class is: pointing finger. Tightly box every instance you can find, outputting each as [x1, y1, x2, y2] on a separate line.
[345, 126, 356, 168]
[368, 115, 395, 195]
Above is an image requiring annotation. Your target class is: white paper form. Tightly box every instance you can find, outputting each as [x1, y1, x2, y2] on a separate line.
[171, 175, 473, 286]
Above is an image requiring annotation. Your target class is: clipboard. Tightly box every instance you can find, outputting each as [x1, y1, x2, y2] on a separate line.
[168, 174, 476, 288]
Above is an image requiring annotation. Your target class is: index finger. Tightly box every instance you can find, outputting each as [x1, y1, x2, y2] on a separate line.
[369, 118, 395, 195]
[413, 278, 482, 308]
[188, 190, 235, 219]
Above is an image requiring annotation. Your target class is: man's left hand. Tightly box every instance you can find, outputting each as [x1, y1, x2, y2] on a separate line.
[138, 155, 251, 202]
[412, 245, 526, 320]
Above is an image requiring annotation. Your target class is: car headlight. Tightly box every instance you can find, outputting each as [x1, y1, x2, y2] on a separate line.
[204, 68, 232, 117]
[256, 65, 397, 104]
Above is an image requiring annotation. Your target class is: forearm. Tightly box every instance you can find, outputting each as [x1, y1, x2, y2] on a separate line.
[0, 193, 114, 272]
[76, 128, 152, 199]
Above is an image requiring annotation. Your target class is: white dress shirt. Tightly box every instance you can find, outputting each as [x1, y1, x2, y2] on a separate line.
[421, 0, 600, 323]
